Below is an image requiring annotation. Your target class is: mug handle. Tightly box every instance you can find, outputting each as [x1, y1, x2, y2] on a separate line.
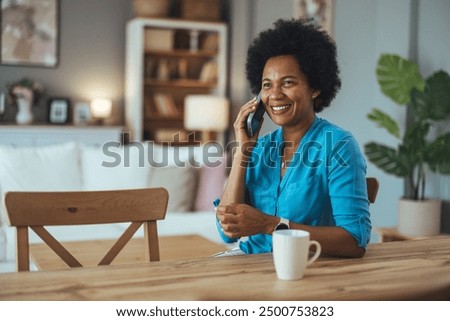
[307, 240, 321, 266]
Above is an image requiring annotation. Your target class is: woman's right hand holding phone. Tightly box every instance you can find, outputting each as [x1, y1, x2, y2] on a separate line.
[234, 97, 264, 157]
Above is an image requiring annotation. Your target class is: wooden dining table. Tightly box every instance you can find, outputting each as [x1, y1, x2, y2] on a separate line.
[1, 237, 449, 301]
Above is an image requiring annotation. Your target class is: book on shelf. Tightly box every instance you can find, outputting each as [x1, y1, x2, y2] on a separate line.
[145, 97, 156, 117]
[199, 60, 218, 82]
[145, 58, 157, 79]
[153, 93, 179, 117]
[144, 29, 174, 51]
[201, 33, 219, 52]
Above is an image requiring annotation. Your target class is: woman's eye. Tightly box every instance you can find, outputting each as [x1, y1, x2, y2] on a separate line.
[283, 80, 294, 86]
[262, 82, 271, 88]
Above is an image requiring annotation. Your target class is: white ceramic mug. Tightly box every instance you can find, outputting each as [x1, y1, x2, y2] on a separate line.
[272, 229, 321, 280]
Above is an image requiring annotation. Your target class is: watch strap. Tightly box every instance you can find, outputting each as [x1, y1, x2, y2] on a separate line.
[274, 217, 290, 231]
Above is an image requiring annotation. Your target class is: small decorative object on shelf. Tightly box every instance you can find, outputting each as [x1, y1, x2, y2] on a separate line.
[5, 77, 44, 125]
[90, 98, 112, 125]
[73, 102, 91, 126]
[180, 0, 222, 21]
[48, 98, 70, 124]
[133, 0, 171, 18]
[0, 92, 5, 119]
[16, 97, 33, 125]
[144, 28, 174, 51]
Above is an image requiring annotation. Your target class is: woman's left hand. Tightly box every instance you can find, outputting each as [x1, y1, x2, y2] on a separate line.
[216, 203, 275, 238]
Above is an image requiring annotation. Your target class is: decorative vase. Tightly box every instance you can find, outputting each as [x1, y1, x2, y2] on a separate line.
[15, 97, 33, 125]
[398, 198, 441, 237]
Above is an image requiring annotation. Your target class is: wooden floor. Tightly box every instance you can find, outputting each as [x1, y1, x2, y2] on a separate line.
[29, 235, 227, 270]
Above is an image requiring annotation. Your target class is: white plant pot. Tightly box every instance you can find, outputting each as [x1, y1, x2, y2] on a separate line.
[398, 198, 441, 237]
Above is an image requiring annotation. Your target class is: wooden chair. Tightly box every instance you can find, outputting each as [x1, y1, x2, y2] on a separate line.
[4, 188, 168, 272]
[366, 177, 379, 204]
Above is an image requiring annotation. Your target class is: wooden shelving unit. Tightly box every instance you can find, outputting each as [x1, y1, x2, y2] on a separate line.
[125, 18, 228, 144]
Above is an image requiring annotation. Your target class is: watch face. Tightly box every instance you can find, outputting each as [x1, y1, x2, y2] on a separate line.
[275, 223, 289, 230]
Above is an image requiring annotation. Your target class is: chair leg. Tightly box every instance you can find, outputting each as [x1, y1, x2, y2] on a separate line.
[16, 227, 30, 272]
[144, 221, 160, 262]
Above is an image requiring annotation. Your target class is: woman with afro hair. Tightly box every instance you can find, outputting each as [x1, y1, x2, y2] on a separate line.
[215, 18, 371, 258]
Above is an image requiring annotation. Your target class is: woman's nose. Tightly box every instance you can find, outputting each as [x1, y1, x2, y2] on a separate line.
[268, 86, 284, 100]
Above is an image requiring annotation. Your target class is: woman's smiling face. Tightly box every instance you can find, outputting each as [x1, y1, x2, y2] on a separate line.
[261, 55, 318, 130]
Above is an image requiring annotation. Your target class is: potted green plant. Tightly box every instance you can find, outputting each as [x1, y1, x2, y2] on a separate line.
[365, 54, 450, 237]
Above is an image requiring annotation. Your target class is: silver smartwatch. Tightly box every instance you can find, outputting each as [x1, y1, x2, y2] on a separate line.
[274, 217, 290, 231]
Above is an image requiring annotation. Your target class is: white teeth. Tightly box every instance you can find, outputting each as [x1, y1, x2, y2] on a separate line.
[272, 105, 289, 111]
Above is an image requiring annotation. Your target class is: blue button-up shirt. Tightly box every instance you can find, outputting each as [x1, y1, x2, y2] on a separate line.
[216, 117, 371, 254]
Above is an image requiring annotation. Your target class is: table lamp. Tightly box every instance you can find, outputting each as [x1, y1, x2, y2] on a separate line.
[91, 98, 112, 125]
[184, 95, 229, 142]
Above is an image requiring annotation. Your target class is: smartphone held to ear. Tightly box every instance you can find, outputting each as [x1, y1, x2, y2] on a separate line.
[245, 92, 265, 138]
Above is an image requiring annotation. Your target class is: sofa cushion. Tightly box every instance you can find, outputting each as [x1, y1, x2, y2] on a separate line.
[0, 226, 6, 262]
[146, 143, 200, 167]
[0, 142, 82, 226]
[145, 144, 226, 212]
[145, 143, 202, 212]
[80, 144, 151, 190]
[148, 165, 198, 212]
[194, 154, 227, 211]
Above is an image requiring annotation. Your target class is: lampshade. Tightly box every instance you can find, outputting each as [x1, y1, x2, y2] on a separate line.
[91, 98, 112, 118]
[184, 95, 229, 131]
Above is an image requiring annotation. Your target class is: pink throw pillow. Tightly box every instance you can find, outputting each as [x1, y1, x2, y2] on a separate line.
[194, 155, 227, 211]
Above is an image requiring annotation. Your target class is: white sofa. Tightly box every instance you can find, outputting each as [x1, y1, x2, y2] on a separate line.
[0, 141, 230, 272]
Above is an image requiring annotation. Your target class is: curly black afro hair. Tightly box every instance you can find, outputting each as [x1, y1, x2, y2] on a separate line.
[245, 18, 341, 113]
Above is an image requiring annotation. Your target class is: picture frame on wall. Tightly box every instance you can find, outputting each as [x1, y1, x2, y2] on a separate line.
[1, 0, 59, 67]
[48, 98, 70, 124]
[294, 0, 335, 37]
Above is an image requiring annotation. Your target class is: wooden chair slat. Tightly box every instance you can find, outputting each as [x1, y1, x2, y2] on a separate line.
[31, 226, 82, 268]
[98, 222, 143, 266]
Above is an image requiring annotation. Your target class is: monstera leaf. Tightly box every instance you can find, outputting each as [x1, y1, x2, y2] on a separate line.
[426, 132, 450, 174]
[367, 108, 400, 138]
[411, 70, 450, 121]
[401, 121, 430, 158]
[376, 54, 425, 105]
[364, 142, 411, 177]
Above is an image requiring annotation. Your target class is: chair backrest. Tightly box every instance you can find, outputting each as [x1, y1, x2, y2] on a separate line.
[366, 177, 379, 204]
[4, 188, 168, 272]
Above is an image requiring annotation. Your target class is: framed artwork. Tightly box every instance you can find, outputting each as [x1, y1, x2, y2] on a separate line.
[48, 98, 70, 124]
[294, 0, 335, 37]
[1, 0, 59, 67]
[73, 102, 91, 126]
